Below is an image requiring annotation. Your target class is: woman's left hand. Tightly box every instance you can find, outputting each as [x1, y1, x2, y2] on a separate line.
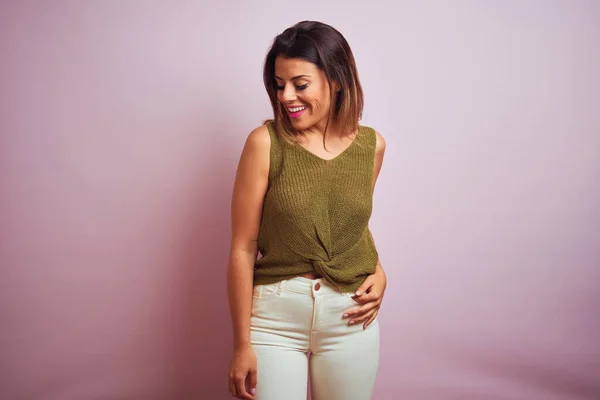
[343, 265, 386, 329]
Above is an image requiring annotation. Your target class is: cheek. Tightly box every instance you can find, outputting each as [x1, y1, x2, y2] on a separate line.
[313, 90, 331, 111]
[310, 96, 330, 114]
[276, 91, 284, 103]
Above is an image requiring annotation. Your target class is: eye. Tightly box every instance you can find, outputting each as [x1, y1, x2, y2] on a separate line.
[275, 83, 309, 91]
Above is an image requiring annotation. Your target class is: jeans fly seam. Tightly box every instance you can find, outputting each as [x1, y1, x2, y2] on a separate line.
[309, 296, 319, 352]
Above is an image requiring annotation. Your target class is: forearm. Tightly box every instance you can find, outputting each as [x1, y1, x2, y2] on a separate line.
[226, 248, 256, 350]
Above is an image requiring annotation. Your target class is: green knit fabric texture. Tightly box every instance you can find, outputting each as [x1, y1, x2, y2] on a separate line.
[254, 121, 379, 293]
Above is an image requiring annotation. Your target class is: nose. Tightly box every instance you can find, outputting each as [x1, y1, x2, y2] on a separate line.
[279, 83, 296, 103]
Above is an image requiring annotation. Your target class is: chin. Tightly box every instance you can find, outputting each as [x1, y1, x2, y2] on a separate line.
[292, 116, 319, 130]
[290, 119, 309, 130]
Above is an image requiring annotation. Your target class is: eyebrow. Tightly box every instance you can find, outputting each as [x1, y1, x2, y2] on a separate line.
[274, 74, 311, 80]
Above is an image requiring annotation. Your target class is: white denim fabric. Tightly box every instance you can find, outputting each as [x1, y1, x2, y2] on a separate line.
[250, 276, 379, 400]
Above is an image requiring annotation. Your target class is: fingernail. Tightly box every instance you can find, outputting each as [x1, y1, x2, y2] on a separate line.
[349, 320, 355, 324]
[343, 313, 349, 317]
[251, 388, 256, 395]
[355, 291, 362, 296]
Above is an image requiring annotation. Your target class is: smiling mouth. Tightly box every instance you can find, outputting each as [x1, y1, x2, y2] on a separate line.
[287, 105, 307, 119]
[288, 105, 307, 113]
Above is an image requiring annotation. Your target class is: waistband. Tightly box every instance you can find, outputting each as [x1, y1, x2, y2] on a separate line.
[259, 276, 344, 297]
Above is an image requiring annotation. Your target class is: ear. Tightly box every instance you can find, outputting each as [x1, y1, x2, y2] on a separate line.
[331, 80, 342, 92]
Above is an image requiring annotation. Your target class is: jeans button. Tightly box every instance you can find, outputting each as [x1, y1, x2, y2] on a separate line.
[314, 282, 321, 291]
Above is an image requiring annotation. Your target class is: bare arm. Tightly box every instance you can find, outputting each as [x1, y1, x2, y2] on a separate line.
[346, 129, 387, 328]
[370, 130, 386, 275]
[227, 125, 270, 350]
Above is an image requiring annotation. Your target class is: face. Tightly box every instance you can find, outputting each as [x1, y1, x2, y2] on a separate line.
[274, 56, 334, 132]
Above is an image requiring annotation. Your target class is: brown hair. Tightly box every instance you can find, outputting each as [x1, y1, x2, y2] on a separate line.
[263, 21, 364, 143]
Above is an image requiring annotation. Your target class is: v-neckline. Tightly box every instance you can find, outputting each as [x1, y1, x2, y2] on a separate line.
[293, 126, 363, 162]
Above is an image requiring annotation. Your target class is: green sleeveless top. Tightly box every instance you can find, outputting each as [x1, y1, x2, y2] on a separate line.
[254, 121, 379, 293]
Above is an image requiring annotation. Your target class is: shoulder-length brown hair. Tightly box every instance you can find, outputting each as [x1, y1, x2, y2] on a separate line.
[263, 21, 364, 142]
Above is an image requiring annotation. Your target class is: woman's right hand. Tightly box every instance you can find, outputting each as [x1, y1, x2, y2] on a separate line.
[228, 344, 257, 399]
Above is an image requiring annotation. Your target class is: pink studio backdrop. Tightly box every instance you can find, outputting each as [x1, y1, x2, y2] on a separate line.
[1, 1, 599, 399]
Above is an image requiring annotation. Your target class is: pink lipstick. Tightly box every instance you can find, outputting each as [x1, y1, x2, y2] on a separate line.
[287, 106, 307, 119]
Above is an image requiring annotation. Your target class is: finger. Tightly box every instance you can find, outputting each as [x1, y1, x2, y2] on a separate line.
[343, 301, 378, 319]
[364, 310, 379, 329]
[354, 277, 373, 296]
[348, 308, 377, 325]
[229, 374, 237, 397]
[350, 308, 376, 325]
[351, 290, 381, 304]
[247, 369, 257, 398]
[235, 375, 252, 399]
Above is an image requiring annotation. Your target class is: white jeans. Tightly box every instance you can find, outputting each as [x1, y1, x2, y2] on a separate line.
[250, 276, 379, 400]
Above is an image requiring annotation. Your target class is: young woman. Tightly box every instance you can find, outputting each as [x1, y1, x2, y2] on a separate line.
[227, 20, 387, 400]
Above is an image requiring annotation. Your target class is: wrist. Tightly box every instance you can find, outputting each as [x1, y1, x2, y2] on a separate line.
[234, 340, 251, 351]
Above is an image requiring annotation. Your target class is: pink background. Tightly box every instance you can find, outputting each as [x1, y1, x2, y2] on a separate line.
[1, 1, 599, 399]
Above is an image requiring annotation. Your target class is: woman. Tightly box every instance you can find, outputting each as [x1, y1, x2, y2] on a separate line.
[227, 20, 387, 400]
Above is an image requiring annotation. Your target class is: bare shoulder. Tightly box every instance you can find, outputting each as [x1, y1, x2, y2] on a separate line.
[370, 128, 386, 189]
[245, 124, 271, 152]
[238, 124, 271, 171]
[372, 128, 386, 156]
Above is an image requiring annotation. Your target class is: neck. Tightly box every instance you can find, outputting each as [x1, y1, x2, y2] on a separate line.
[303, 117, 345, 138]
